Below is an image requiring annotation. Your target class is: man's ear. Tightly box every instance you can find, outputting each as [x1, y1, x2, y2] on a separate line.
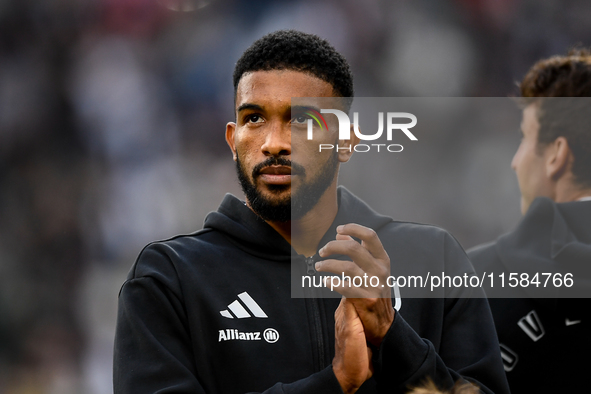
[337, 123, 360, 163]
[226, 122, 238, 161]
[546, 136, 572, 180]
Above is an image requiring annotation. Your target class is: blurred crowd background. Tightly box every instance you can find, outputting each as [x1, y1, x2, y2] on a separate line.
[0, 0, 590, 392]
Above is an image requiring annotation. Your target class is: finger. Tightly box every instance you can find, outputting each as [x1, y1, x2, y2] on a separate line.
[342, 296, 356, 318]
[328, 277, 385, 298]
[342, 297, 364, 328]
[334, 296, 346, 322]
[336, 224, 389, 261]
[337, 298, 366, 337]
[319, 240, 375, 272]
[335, 234, 354, 241]
[347, 297, 394, 314]
[316, 257, 390, 296]
[348, 297, 395, 347]
[329, 284, 376, 299]
[315, 258, 365, 278]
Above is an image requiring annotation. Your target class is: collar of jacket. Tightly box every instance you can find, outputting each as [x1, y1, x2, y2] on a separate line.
[496, 196, 591, 298]
[203, 186, 393, 262]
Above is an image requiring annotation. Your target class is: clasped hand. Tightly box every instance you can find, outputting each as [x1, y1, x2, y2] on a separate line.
[315, 224, 395, 393]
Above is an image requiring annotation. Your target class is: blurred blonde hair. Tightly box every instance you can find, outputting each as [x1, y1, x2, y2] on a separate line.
[407, 378, 480, 394]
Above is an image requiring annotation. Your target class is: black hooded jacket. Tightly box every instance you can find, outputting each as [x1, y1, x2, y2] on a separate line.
[114, 187, 509, 394]
[468, 197, 591, 393]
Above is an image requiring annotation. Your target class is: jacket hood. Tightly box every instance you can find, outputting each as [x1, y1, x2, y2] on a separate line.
[203, 186, 393, 261]
[496, 197, 591, 297]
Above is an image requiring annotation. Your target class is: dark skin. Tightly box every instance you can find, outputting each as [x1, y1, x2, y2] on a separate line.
[225, 69, 394, 393]
[317, 224, 394, 348]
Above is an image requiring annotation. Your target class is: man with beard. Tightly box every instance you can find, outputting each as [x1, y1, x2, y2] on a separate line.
[114, 30, 508, 394]
[468, 50, 591, 393]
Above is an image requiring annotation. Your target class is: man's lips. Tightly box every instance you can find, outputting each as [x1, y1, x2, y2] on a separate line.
[257, 166, 293, 185]
[259, 166, 291, 175]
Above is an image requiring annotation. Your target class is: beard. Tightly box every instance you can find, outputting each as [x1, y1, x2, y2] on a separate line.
[235, 152, 338, 222]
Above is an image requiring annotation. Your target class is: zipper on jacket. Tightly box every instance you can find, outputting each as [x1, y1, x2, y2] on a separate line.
[311, 298, 325, 370]
[299, 254, 328, 370]
[305, 256, 316, 275]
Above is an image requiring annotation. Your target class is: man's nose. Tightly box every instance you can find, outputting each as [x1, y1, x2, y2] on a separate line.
[511, 150, 519, 171]
[261, 123, 291, 156]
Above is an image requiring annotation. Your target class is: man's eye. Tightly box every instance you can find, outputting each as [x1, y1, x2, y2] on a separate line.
[247, 114, 263, 123]
[292, 115, 309, 124]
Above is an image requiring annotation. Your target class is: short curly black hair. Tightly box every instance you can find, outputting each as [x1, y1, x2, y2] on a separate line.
[233, 30, 353, 105]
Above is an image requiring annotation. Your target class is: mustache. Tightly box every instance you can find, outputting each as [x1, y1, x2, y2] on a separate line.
[252, 157, 306, 178]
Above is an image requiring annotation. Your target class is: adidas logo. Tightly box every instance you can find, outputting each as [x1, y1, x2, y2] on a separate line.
[220, 292, 268, 319]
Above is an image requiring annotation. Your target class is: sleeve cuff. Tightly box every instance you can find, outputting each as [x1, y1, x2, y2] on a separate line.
[372, 311, 431, 387]
[281, 365, 345, 394]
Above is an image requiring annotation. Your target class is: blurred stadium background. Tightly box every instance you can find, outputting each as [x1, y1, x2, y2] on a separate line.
[0, 0, 590, 392]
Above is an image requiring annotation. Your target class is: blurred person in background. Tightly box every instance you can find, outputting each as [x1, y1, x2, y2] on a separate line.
[113, 30, 508, 394]
[468, 49, 591, 393]
[406, 378, 480, 394]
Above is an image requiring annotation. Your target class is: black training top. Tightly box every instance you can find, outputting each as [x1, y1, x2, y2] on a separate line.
[114, 186, 509, 394]
[469, 197, 591, 393]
